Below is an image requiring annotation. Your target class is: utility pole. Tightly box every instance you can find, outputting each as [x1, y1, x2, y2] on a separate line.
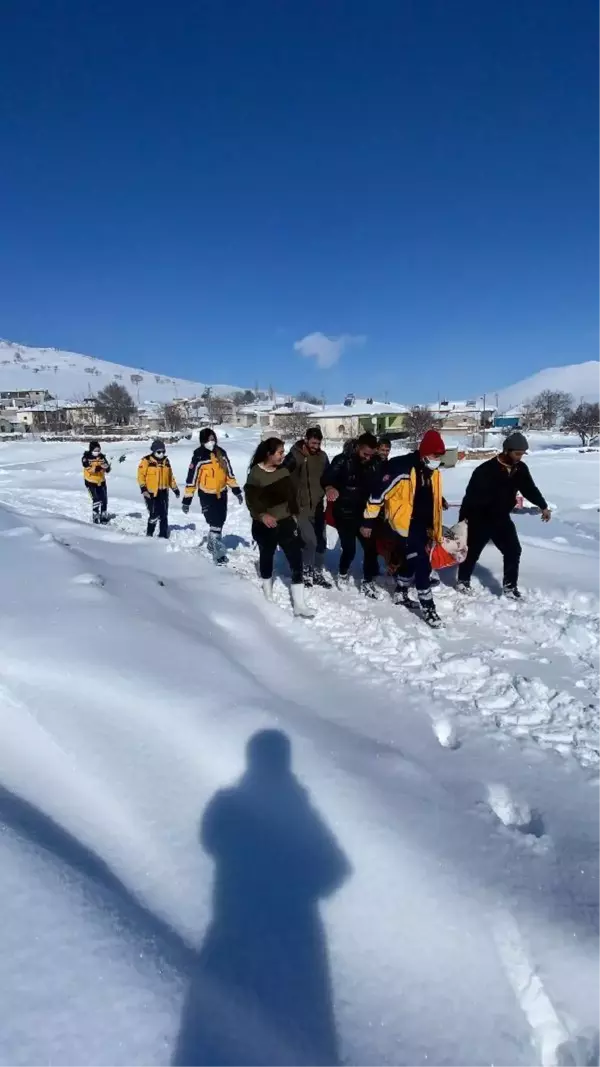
[481, 393, 487, 448]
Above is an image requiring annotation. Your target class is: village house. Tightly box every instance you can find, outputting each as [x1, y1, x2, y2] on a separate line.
[0, 388, 53, 408]
[312, 398, 408, 441]
[426, 399, 496, 432]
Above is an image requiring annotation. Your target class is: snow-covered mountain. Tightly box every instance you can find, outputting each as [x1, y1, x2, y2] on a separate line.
[0, 340, 245, 404]
[494, 361, 599, 411]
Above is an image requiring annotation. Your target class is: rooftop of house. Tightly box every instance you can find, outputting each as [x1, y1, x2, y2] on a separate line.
[317, 398, 408, 418]
[271, 401, 322, 415]
[237, 400, 280, 414]
[425, 400, 498, 414]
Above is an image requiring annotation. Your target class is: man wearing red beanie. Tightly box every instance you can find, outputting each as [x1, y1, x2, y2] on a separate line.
[361, 428, 447, 627]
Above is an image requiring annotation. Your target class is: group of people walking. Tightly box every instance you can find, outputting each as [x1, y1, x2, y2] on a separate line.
[82, 426, 549, 627]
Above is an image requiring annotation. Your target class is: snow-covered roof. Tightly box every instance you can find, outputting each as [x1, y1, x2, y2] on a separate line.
[237, 400, 274, 414]
[426, 400, 497, 414]
[318, 399, 407, 418]
[271, 402, 322, 415]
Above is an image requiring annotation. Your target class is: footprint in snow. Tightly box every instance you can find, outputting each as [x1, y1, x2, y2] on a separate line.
[486, 783, 546, 839]
[71, 573, 105, 588]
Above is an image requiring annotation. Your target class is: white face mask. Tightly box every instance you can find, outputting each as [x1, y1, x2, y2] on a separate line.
[424, 457, 442, 470]
[205, 440, 216, 452]
[91, 450, 101, 458]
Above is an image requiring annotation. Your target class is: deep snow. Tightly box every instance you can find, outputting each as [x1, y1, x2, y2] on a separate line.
[0, 430, 597, 1066]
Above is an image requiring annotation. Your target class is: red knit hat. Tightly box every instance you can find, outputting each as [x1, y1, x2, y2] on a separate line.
[419, 429, 446, 458]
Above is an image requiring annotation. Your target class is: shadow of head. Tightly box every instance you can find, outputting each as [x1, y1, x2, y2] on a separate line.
[245, 727, 291, 779]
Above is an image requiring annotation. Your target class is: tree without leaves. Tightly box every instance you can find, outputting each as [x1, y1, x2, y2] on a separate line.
[296, 390, 321, 406]
[232, 390, 256, 407]
[530, 389, 573, 430]
[275, 413, 311, 441]
[94, 382, 137, 426]
[563, 402, 599, 446]
[403, 406, 442, 450]
[161, 403, 185, 432]
[517, 399, 541, 430]
[210, 397, 233, 424]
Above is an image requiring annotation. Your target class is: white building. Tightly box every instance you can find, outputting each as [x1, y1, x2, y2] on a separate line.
[426, 399, 496, 431]
[313, 399, 408, 440]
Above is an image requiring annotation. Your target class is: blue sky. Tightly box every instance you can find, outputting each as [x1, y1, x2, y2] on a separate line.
[0, 0, 597, 401]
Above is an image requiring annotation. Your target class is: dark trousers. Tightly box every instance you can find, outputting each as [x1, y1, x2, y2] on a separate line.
[146, 489, 170, 539]
[252, 516, 303, 584]
[335, 509, 379, 581]
[86, 481, 107, 523]
[394, 524, 432, 599]
[199, 490, 227, 532]
[297, 503, 327, 568]
[458, 516, 521, 587]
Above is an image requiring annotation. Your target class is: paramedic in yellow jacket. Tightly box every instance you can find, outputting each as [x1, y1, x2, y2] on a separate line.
[361, 429, 447, 628]
[82, 440, 111, 524]
[137, 439, 180, 539]
[182, 428, 242, 563]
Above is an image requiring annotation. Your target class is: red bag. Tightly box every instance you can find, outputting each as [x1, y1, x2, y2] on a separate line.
[325, 500, 337, 528]
[429, 542, 457, 570]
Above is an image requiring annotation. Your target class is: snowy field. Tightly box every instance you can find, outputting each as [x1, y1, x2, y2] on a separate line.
[0, 430, 597, 1066]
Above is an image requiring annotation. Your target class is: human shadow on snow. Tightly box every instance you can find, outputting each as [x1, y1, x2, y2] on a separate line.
[173, 729, 351, 1067]
[222, 533, 251, 550]
[472, 563, 503, 596]
[0, 736, 350, 1067]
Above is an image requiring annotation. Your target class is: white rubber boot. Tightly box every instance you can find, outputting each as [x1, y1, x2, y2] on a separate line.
[261, 578, 274, 601]
[291, 582, 315, 619]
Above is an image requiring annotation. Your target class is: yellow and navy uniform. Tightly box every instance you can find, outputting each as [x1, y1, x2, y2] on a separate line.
[82, 450, 111, 485]
[137, 455, 178, 496]
[364, 452, 443, 542]
[183, 445, 239, 503]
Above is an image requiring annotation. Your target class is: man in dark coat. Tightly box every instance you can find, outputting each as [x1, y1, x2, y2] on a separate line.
[457, 432, 551, 599]
[283, 426, 331, 588]
[322, 432, 380, 597]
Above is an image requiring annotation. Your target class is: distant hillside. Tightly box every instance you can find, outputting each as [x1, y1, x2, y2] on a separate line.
[493, 361, 599, 411]
[0, 340, 245, 404]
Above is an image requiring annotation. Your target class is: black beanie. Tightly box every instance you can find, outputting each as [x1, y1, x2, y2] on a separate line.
[151, 439, 166, 453]
[503, 432, 529, 452]
[89, 440, 101, 451]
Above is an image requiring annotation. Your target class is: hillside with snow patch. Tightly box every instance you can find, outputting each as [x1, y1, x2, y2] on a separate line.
[494, 361, 599, 411]
[0, 340, 245, 404]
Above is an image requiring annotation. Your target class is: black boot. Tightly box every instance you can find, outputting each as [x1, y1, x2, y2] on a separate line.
[419, 594, 442, 628]
[503, 583, 522, 600]
[312, 569, 332, 589]
[393, 586, 419, 610]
